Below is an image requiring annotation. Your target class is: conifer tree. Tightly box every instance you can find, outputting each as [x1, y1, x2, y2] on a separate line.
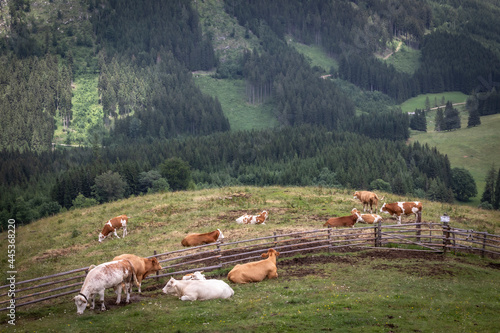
[494, 168, 500, 210]
[481, 165, 496, 205]
[434, 108, 444, 131]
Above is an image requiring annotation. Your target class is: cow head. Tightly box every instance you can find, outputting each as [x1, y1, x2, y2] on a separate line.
[217, 229, 225, 241]
[162, 277, 179, 296]
[351, 208, 361, 216]
[261, 248, 280, 258]
[380, 203, 387, 214]
[74, 294, 88, 315]
[98, 232, 106, 243]
[183, 271, 206, 280]
[353, 191, 360, 199]
[150, 257, 162, 271]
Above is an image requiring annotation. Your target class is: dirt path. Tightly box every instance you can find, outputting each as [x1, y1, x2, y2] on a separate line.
[382, 41, 403, 60]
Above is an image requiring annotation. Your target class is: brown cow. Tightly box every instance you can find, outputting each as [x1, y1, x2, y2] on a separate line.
[181, 229, 224, 247]
[353, 191, 380, 213]
[380, 201, 423, 224]
[113, 254, 162, 292]
[98, 215, 128, 242]
[235, 211, 268, 225]
[351, 208, 383, 224]
[323, 213, 358, 228]
[227, 249, 280, 284]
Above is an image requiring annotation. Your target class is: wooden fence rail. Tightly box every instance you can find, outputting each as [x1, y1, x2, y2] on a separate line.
[1, 222, 499, 312]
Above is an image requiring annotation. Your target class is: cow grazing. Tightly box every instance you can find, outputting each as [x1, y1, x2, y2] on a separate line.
[181, 229, 224, 247]
[98, 215, 128, 242]
[380, 202, 423, 224]
[323, 213, 358, 228]
[227, 248, 280, 284]
[162, 278, 234, 301]
[351, 208, 383, 224]
[182, 271, 206, 280]
[236, 210, 268, 225]
[74, 259, 139, 314]
[353, 191, 380, 213]
[112, 254, 162, 292]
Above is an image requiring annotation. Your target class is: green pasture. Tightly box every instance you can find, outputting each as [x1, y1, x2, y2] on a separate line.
[2, 186, 500, 332]
[194, 74, 278, 131]
[410, 113, 500, 206]
[383, 43, 421, 74]
[287, 35, 339, 73]
[400, 92, 468, 113]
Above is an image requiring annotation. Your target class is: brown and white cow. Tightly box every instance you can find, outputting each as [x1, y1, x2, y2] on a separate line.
[323, 213, 358, 228]
[353, 191, 381, 213]
[112, 254, 162, 292]
[380, 202, 423, 224]
[236, 211, 268, 225]
[181, 229, 224, 247]
[98, 215, 128, 242]
[74, 259, 139, 314]
[227, 248, 280, 284]
[351, 208, 383, 224]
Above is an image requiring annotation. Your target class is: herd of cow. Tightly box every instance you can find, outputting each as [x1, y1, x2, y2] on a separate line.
[74, 191, 423, 314]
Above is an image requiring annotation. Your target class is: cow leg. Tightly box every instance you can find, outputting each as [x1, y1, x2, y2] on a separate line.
[115, 284, 123, 304]
[99, 291, 106, 311]
[125, 283, 131, 303]
[180, 295, 196, 301]
[113, 229, 120, 238]
[89, 294, 95, 310]
[122, 226, 127, 238]
[398, 215, 402, 225]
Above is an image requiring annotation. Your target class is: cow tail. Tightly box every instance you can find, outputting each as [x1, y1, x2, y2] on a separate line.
[124, 259, 140, 287]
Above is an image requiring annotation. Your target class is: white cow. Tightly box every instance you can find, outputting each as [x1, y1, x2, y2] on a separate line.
[236, 210, 268, 225]
[74, 259, 139, 314]
[162, 277, 234, 301]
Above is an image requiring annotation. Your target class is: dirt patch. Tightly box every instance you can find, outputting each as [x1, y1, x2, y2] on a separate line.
[33, 244, 90, 262]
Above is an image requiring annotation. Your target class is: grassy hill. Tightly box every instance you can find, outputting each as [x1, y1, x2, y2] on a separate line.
[1, 186, 500, 331]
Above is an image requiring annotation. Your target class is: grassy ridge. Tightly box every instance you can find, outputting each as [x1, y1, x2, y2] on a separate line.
[1, 186, 499, 332]
[287, 36, 339, 72]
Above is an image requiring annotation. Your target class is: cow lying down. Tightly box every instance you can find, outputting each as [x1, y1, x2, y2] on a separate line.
[74, 259, 139, 314]
[182, 271, 206, 280]
[162, 277, 234, 301]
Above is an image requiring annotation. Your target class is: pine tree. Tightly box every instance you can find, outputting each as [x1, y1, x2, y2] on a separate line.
[481, 165, 496, 205]
[434, 108, 444, 131]
[494, 168, 500, 210]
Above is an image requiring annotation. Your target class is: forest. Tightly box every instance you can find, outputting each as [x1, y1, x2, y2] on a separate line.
[1, 0, 500, 229]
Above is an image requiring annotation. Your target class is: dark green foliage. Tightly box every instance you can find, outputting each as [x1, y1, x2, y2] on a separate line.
[443, 101, 461, 131]
[91, 171, 127, 203]
[451, 168, 477, 202]
[434, 108, 444, 132]
[72, 193, 98, 208]
[478, 90, 500, 116]
[494, 168, 500, 210]
[466, 96, 481, 127]
[370, 179, 392, 193]
[159, 158, 192, 191]
[481, 165, 497, 206]
[410, 109, 427, 132]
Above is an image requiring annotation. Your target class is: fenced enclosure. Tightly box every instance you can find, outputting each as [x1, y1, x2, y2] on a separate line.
[1, 221, 499, 312]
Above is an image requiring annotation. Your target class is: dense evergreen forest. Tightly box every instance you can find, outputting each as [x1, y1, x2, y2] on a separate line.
[1, 0, 500, 229]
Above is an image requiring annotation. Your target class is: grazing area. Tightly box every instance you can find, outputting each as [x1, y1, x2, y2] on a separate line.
[1, 186, 499, 331]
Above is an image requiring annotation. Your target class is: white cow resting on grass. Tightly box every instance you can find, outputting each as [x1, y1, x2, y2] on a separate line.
[74, 259, 139, 314]
[162, 277, 234, 301]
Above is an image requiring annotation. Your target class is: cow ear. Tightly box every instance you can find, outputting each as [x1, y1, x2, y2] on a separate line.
[261, 253, 268, 258]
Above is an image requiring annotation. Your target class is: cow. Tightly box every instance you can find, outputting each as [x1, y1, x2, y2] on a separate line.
[227, 248, 279, 284]
[182, 271, 206, 280]
[98, 215, 128, 243]
[351, 208, 383, 224]
[353, 191, 381, 213]
[323, 213, 358, 228]
[380, 201, 423, 224]
[162, 277, 234, 301]
[181, 229, 224, 247]
[73, 259, 139, 314]
[112, 254, 162, 293]
[236, 210, 268, 225]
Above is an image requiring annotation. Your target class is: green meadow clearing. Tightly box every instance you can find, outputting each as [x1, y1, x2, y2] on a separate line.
[1, 186, 499, 332]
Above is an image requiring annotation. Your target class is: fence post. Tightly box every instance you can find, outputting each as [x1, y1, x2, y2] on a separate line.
[274, 231, 277, 248]
[481, 233, 487, 258]
[154, 250, 159, 281]
[376, 220, 382, 247]
[327, 226, 331, 253]
[441, 216, 450, 254]
[416, 222, 421, 243]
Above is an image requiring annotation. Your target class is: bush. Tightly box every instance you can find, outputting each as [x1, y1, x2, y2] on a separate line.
[72, 193, 98, 208]
[92, 171, 127, 203]
[369, 179, 392, 193]
[478, 201, 494, 210]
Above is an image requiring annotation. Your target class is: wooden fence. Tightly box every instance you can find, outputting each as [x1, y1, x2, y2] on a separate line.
[1, 222, 499, 312]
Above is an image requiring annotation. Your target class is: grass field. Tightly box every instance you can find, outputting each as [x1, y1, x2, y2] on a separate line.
[400, 92, 469, 113]
[1, 186, 500, 332]
[382, 43, 421, 74]
[410, 113, 500, 205]
[286, 36, 339, 73]
[194, 74, 278, 131]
